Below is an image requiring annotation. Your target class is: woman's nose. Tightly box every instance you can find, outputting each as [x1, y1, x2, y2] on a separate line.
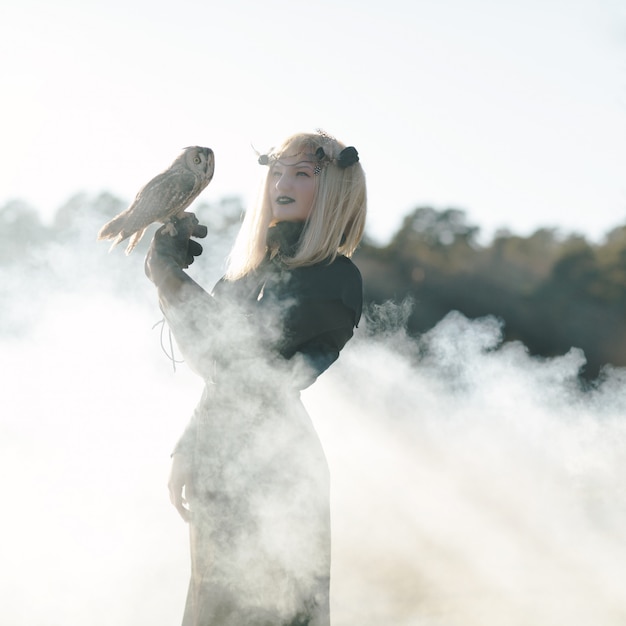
[274, 172, 291, 191]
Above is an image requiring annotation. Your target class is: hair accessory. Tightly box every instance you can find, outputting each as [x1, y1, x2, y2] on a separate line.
[315, 128, 336, 143]
[314, 147, 326, 175]
[337, 146, 359, 169]
[255, 134, 359, 173]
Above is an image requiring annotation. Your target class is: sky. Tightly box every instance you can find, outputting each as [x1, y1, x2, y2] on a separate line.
[1, 0, 624, 244]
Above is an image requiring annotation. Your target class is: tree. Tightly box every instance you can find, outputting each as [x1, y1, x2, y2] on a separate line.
[0, 200, 47, 264]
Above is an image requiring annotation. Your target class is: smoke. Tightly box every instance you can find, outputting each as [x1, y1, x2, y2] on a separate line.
[2, 211, 626, 625]
[308, 309, 626, 626]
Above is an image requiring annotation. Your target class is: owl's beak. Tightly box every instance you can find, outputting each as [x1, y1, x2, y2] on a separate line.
[204, 147, 215, 176]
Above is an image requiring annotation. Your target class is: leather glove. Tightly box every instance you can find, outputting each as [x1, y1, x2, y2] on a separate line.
[145, 213, 208, 286]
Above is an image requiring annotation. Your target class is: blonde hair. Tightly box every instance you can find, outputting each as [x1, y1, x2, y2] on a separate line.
[225, 132, 367, 280]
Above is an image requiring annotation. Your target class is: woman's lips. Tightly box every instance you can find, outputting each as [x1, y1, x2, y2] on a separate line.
[276, 196, 294, 205]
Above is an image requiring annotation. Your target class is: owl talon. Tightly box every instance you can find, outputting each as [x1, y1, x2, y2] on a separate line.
[162, 220, 179, 237]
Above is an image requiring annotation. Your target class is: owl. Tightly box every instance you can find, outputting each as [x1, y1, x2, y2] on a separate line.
[98, 146, 215, 254]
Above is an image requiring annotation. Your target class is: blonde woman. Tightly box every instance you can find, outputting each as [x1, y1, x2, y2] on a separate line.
[145, 131, 367, 626]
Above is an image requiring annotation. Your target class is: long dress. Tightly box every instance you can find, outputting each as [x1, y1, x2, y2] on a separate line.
[157, 222, 363, 626]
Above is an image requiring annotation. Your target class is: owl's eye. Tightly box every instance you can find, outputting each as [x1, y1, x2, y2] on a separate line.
[193, 156, 201, 164]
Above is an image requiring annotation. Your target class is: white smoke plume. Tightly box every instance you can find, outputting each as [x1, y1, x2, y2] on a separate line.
[2, 203, 626, 625]
[311, 308, 626, 626]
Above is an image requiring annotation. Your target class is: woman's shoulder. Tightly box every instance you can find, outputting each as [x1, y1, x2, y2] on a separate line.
[294, 255, 362, 288]
[302, 254, 361, 276]
[291, 256, 363, 317]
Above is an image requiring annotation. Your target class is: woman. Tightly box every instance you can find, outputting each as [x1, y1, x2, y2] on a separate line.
[145, 130, 367, 626]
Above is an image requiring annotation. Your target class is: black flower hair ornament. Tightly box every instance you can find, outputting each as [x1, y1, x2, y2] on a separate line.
[313, 146, 359, 174]
[256, 142, 360, 174]
[314, 147, 326, 175]
[337, 146, 359, 169]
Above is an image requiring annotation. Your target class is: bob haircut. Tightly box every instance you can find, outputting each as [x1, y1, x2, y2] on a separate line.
[225, 132, 367, 280]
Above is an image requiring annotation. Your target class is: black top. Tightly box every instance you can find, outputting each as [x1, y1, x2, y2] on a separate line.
[158, 220, 364, 456]
[212, 221, 363, 383]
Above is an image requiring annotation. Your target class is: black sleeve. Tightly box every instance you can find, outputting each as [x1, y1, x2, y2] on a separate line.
[276, 259, 363, 388]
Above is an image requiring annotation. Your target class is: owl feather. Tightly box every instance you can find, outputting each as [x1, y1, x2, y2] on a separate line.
[98, 146, 215, 255]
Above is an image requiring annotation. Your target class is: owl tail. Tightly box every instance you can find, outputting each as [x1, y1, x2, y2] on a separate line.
[97, 213, 128, 242]
[98, 213, 142, 254]
[124, 229, 146, 255]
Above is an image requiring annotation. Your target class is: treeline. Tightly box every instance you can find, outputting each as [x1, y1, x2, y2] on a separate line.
[3, 194, 626, 378]
[354, 207, 626, 379]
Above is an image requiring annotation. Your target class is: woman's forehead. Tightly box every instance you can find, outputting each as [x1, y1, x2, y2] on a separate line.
[272, 152, 316, 167]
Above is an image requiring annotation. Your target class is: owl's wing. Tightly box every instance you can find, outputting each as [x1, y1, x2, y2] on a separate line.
[122, 168, 199, 232]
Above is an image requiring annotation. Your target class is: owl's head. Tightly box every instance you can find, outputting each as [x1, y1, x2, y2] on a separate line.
[180, 146, 215, 183]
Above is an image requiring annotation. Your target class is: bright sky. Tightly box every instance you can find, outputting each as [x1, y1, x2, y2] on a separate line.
[1, 0, 624, 243]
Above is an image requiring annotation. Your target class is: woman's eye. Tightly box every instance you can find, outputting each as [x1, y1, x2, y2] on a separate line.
[296, 171, 310, 177]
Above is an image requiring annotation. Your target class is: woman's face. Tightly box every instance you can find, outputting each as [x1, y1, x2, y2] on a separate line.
[268, 153, 317, 223]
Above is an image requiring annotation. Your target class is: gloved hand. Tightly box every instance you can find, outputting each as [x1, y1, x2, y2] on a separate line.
[145, 213, 208, 286]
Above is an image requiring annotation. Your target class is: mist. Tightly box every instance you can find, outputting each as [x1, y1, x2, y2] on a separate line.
[2, 208, 626, 625]
[312, 310, 626, 625]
